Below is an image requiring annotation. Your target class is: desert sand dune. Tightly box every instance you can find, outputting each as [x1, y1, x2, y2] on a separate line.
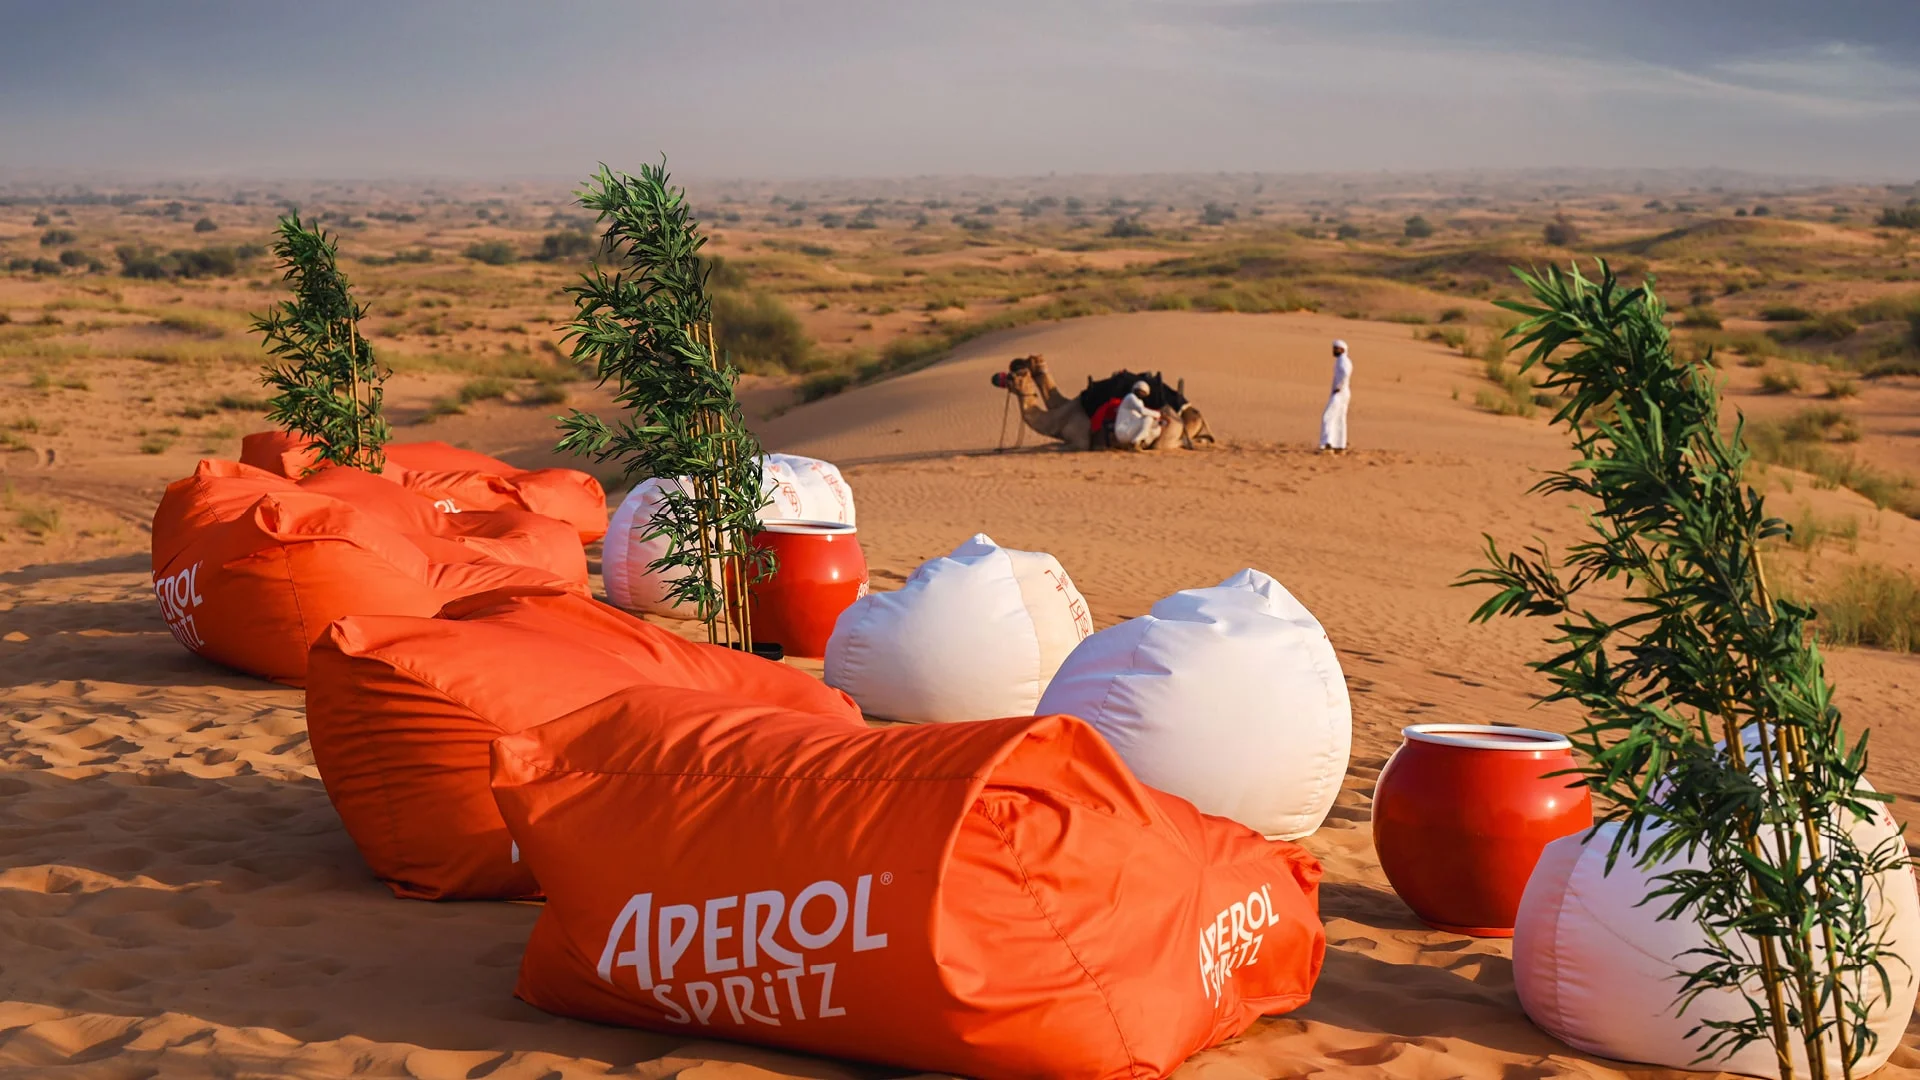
[4, 310, 1919, 1078]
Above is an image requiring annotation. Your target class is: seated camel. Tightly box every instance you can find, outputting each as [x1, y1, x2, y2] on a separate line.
[1001, 355, 1215, 451]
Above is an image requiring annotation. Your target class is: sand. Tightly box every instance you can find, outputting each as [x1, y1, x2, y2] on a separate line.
[4, 310, 1920, 1078]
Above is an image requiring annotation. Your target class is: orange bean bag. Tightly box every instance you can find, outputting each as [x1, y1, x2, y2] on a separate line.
[151, 460, 587, 685]
[240, 430, 608, 544]
[493, 692, 1325, 1079]
[306, 587, 862, 901]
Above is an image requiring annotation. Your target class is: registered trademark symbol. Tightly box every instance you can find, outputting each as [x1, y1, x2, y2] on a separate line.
[879, 872, 893, 885]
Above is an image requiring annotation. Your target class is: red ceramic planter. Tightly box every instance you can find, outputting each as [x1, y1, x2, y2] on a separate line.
[746, 520, 868, 660]
[1372, 724, 1592, 937]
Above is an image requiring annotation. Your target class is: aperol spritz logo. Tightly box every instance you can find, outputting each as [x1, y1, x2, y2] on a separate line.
[1200, 883, 1277, 1003]
[596, 873, 890, 1028]
[153, 561, 207, 650]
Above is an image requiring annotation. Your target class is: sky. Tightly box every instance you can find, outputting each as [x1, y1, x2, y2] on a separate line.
[3, 0, 1919, 182]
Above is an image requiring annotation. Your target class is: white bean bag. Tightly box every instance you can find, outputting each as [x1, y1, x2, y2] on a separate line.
[1514, 794, 1919, 1079]
[1035, 569, 1350, 841]
[824, 534, 1092, 723]
[603, 455, 855, 615]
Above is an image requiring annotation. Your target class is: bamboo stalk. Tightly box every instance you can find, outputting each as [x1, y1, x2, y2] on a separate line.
[1755, 558, 1854, 1079]
[705, 321, 753, 653]
[347, 308, 365, 469]
[1719, 707, 1803, 1080]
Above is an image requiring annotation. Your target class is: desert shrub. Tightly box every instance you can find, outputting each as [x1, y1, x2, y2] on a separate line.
[1473, 386, 1536, 417]
[1823, 375, 1859, 399]
[1107, 215, 1152, 239]
[712, 289, 811, 373]
[463, 240, 517, 265]
[1335, 223, 1361, 240]
[30, 258, 61, 275]
[536, 230, 593, 261]
[156, 313, 226, 338]
[1758, 363, 1803, 393]
[1761, 303, 1813, 322]
[56, 249, 88, 267]
[193, 217, 218, 233]
[39, 229, 75, 247]
[1679, 305, 1722, 329]
[520, 381, 568, 406]
[215, 393, 269, 412]
[15, 505, 61, 536]
[1877, 201, 1920, 229]
[1201, 202, 1237, 226]
[1846, 292, 1920, 324]
[1438, 307, 1468, 323]
[458, 377, 510, 403]
[31, 213, 49, 226]
[800, 370, 854, 402]
[1542, 214, 1580, 246]
[116, 244, 246, 279]
[1805, 564, 1920, 652]
[799, 244, 833, 257]
[1148, 293, 1192, 310]
[1403, 215, 1434, 239]
[1781, 505, 1859, 554]
[1425, 326, 1469, 349]
[1747, 410, 1919, 515]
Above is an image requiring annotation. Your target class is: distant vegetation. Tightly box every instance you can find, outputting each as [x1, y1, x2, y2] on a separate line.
[116, 243, 261, 279]
[463, 239, 518, 265]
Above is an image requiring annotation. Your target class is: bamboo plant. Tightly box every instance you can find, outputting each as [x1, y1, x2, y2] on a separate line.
[556, 161, 771, 648]
[1462, 263, 1907, 1078]
[251, 214, 389, 473]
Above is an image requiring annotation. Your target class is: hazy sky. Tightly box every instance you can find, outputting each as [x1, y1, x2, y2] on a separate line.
[4, 0, 1919, 181]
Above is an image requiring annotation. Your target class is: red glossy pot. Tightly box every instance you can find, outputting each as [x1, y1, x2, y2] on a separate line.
[1372, 724, 1591, 937]
[745, 520, 868, 660]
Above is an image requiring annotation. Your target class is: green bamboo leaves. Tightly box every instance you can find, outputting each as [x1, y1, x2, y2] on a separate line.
[1462, 262, 1907, 1079]
[251, 214, 389, 473]
[557, 161, 770, 646]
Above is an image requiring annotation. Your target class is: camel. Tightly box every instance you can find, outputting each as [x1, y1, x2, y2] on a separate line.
[1001, 355, 1216, 452]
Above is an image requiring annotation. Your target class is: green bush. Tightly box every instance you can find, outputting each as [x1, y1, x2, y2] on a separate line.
[30, 258, 61, 275]
[1403, 215, 1434, 239]
[463, 240, 518, 265]
[57, 249, 88, 268]
[39, 229, 75, 247]
[193, 217, 218, 233]
[1760, 304, 1813, 322]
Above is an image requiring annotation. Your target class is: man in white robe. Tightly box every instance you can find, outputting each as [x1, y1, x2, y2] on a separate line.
[1318, 340, 1352, 453]
[1114, 381, 1164, 450]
